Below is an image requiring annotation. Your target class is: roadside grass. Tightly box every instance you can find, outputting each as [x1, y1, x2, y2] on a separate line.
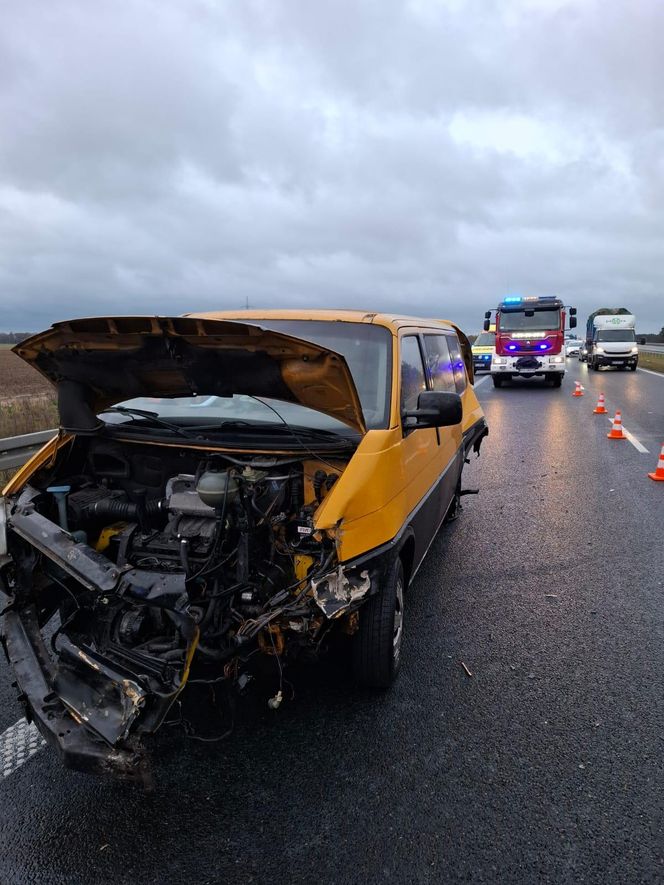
[0, 395, 58, 486]
[640, 352, 664, 374]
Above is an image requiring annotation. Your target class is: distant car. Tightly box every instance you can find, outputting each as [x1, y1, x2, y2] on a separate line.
[565, 340, 581, 357]
[471, 330, 496, 372]
[578, 342, 588, 362]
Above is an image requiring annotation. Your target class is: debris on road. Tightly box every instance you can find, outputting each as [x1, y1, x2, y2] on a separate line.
[461, 661, 473, 678]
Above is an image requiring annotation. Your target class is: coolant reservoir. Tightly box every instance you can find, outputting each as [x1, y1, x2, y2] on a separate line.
[196, 470, 239, 509]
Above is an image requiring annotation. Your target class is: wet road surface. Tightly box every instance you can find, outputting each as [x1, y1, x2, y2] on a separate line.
[1, 360, 663, 884]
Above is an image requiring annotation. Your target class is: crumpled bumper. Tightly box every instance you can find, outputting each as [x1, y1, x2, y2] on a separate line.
[1, 605, 149, 781]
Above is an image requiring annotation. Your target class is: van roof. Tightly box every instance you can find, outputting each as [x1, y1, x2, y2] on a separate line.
[187, 308, 459, 333]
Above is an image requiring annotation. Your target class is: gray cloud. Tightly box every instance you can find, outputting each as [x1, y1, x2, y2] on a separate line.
[0, 0, 662, 333]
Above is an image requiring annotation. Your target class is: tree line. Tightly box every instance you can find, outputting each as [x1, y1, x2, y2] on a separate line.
[0, 332, 33, 343]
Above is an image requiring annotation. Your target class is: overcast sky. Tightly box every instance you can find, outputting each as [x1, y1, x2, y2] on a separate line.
[1, 0, 662, 333]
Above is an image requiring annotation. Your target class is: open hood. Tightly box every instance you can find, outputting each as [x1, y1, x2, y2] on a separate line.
[14, 315, 367, 435]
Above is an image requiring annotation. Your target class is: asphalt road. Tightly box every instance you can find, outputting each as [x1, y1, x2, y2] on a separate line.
[1, 359, 663, 884]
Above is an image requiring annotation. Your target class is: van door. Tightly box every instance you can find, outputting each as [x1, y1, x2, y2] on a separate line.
[398, 334, 445, 568]
[422, 333, 464, 524]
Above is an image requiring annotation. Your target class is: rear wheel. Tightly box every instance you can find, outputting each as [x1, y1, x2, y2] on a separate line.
[353, 558, 404, 688]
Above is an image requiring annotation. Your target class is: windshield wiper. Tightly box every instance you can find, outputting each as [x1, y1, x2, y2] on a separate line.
[243, 423, 356, 448]
[194, 420, 355, 448]
[100, 407, 196, 439]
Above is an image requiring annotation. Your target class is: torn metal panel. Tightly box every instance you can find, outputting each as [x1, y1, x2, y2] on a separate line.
[54, 634, 147, 745]
[311, 566, 371, 618]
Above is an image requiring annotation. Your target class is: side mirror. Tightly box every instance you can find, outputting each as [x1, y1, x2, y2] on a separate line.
[483, 319, 490, 331]
[639, 337, 646, 345]
[570, 316, 577, 329]
[570, 307, 577, 316]
[402, 391, 462, 430]
[484, 311, 491, 320]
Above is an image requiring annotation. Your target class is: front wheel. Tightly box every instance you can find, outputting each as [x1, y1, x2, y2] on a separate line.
[492, 375, 504, 388]
[630, 364, 637, 371]
[353, 558, 404, 688]
[551, 374, 562, 388]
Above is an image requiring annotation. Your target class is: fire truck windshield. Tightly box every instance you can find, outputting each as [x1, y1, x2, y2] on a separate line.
[499, 309, 560, 332]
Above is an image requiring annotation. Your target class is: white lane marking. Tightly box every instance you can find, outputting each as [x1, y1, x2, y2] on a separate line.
[605, 416, 649, 454]
[1, 718, 46, 779]
[473, 374, 490, 388]
[638, 367, 664, 379]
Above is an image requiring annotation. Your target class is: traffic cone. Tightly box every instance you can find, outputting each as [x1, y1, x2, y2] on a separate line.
[607, 410, 626, 440]
[648, 443, 664, 481]
[572, 381, 584, 397]
[593, 393, 608, 414]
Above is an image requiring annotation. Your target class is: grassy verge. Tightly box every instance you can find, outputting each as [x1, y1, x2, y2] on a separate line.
[0, 395, 59, 487]
[640, 352, 664, 374]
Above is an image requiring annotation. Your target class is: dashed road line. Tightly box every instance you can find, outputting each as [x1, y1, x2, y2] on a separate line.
[605, 416, 649, 454]
[1, 718, 46, 779]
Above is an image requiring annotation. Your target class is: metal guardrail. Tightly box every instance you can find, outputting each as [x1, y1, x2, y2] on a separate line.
[0, 429, 57, 471]
[639, 344, 664, 354]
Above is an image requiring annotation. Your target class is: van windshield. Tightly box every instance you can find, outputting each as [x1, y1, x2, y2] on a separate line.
[107, 320, 392, 436]
[597, 329, 636, 342]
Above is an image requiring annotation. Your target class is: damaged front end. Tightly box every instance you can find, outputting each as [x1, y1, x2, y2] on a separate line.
[0, 439, 373, 780]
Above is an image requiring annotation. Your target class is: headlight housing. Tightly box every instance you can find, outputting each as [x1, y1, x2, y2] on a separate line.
[595, 346, 605, 354]
[493, 356, 507, 365]
[631, 346, 639, 354]
[551, 356, 565, 364]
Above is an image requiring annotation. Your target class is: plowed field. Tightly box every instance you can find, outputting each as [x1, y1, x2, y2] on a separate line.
[0, 346, 52, 399]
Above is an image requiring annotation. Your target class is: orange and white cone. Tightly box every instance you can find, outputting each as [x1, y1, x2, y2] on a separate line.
[593, 393, 608, 414]
[648, 443, 664, 481]
[607, 410, 626, 440]
[572, 381, 584, 397]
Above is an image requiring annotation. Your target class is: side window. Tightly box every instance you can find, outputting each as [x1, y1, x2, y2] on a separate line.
[400, 336, 427, 415]
[447, 335, 467, 394]
[423, 335, 456, 393]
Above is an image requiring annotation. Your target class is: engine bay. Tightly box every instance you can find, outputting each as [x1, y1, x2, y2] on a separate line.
[2, 436, 373, 777]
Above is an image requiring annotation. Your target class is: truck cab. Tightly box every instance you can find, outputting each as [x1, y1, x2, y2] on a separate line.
[484, 296, 576, 388]
[586, 310, 640, 371]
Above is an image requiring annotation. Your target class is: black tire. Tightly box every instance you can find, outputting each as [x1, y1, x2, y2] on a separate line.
[492, 375, 503, 388]
[552, 374, 562, 388]
[630, 365, 637, 371]
[353, 558, 404, 688]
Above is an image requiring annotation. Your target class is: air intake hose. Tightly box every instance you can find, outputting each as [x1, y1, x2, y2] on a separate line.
[85, 497, 165, 522]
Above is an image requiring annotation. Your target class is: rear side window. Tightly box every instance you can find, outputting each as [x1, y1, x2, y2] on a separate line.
[400, 336, 427, 413]
[447, 335, 467, 394]
[423, 335, 456, 393]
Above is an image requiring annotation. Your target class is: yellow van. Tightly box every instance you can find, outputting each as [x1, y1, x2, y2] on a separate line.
[1, 310, 487, 778]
